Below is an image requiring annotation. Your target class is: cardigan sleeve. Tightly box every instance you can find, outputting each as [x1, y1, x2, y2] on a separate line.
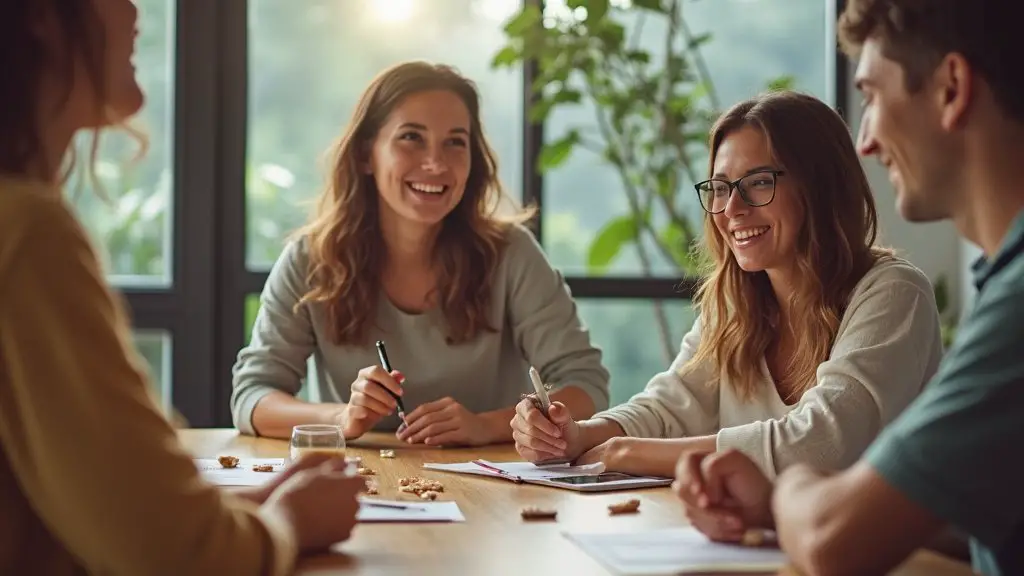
[0, 199, 297, 576]
[717, 266, 943, 478]
[591, 318, 721, 438]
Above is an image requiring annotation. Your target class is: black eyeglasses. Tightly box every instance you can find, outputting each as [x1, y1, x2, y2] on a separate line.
[694, 169, 785, 214]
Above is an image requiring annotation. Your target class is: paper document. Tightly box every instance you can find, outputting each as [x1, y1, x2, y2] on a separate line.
[194, 458, 285, 486]
[564, 527, 786, 575]
[423, 459, 605, 481]
[357, 498, 465, 523]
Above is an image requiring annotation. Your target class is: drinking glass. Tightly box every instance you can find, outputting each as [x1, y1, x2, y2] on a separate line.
[289, 424, 345, 463]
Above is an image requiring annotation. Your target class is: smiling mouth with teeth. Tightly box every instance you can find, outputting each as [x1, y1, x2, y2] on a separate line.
[732, 226, 771, 241]
[407, 182, 449, 195]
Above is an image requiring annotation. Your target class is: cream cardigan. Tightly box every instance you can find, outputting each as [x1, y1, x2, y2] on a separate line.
[594, 256, 944, 478]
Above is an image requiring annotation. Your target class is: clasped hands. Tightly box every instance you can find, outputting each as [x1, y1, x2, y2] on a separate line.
[340, 365, 495, 446]
[672, 448, 776, 542]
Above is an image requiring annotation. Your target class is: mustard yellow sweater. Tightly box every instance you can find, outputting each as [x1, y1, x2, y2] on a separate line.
[0, 175, 296, 575]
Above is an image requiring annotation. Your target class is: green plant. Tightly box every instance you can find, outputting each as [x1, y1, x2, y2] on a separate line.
[932, 274, 959, 349]
[492, 0, 792, 360]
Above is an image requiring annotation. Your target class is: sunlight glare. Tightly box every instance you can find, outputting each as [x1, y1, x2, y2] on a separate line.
[369, 0, 415, 24]
[473, 0, 520, 22]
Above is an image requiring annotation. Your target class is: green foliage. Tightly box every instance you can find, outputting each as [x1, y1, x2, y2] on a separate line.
[932, 274, 959, 349]
[492, 0, 788, 280]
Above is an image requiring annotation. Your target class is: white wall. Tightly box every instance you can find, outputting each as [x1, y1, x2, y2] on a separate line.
[844, 69, 966, 315]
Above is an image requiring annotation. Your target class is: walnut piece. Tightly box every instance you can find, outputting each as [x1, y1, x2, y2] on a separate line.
[607, 498, 641, 515]
[365, 484, 379, 495]
[357, 467, 375, 476]
[252, 464, 274, 473]
[420, 490, 439, 501]
[520, 507, 557, 520]
[397, 476, 444, 495]
[217, 456, 239, 469]
[380, 449, 396, 459]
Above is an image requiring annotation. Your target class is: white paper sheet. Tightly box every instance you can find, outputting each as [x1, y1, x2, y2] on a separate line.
[422, 459, 605, 481]
[357, 498, 465, 522]
[564, 527, 787, 575]
[194, 458, 285, 486]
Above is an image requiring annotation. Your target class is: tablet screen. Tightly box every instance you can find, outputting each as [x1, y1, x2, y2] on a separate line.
[547, 473, 638, 485]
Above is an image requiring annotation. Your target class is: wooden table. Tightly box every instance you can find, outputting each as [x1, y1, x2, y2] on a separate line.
[180, 429, 975, 576]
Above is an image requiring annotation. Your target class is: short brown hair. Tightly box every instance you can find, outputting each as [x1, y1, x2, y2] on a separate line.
[838, 0, 1024, 123]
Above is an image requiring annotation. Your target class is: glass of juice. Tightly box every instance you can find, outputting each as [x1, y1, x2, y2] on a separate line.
[289, 424, 345, 463]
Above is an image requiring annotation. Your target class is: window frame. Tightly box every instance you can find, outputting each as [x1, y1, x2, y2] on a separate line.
[120, 0, 848, 427]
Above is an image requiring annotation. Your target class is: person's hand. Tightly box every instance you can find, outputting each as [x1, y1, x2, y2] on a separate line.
[236, 452, 358, 505]
[395, 397, 493, 446]
[574, 436, 630, 469]
[262, 454, 365, 553]
[341, 366, 404, 439]
[510, 399, 583, 462]
[673, 449, 774, 543]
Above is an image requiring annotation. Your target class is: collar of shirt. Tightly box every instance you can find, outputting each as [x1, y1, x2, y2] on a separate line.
[971, 208, 1024, 291]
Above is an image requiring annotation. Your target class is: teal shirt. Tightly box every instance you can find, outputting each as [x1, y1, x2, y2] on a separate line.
[865, 210, 1024, 576]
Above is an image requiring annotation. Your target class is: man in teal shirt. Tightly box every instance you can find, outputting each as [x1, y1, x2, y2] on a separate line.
[670, 1, 1024, 574]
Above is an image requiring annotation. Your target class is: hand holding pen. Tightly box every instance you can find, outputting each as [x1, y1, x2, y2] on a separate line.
[509, 367, 583, 464]
[340, 343, 407, 439]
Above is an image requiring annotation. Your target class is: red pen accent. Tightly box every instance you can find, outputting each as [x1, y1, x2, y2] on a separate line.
[471, 460, 523, 484]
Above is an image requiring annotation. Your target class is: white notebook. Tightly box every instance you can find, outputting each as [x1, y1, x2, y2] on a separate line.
[422, 460, 672, 492]
[564, 527, 787, 575]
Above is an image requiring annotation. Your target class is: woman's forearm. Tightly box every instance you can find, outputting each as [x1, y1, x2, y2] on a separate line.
[577, 418, 627, 453]
[612, 436, 718, 477]
[250, 391, 346, 439]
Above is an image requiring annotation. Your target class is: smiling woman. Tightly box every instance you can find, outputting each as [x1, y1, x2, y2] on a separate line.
[232, 61, 610, 447]
[510, 90, 945, 486]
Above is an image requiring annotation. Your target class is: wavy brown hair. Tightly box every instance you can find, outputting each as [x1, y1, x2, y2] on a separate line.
[0, 1, 145, 189]
[0, 2, 106, 178]
[295, 61, 533, 346]
[687, 90, 889, 401]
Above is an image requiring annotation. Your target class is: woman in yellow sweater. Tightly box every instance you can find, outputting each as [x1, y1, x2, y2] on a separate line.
[0, 1, 363, 574]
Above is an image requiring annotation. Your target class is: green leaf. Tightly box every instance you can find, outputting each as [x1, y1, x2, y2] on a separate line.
[553, 89, 582, 104]
[933, 275, 949, 315]
[529, 97, 555, 123]
[504, 5, 542, 36]
[767, 75, 796, 91]
[687, 32, 713, 50]
[625, 50, 651, 64]
[538, 130, 580, 171]
[632, 0, 663, 11]
[587, 215, 638, 273]
[588, 0, 610, 22]
[659, 221, 692, 268]
[491, 45, 520, 68]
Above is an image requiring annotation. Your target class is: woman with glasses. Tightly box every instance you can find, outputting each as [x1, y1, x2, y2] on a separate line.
[510, 90, 944, 479]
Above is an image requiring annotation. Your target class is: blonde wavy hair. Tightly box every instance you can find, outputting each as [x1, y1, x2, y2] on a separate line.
[688, 90, 890, 401]
[294, 61, 533, 346]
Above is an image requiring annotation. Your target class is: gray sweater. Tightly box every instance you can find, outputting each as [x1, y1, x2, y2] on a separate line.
[231, 224, 610, 434]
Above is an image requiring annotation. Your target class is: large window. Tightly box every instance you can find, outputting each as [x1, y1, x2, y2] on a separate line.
[69, 0, 843, 426]
[71, 0, 175, 405]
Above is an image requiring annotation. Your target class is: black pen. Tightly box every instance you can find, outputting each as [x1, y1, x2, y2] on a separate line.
[375, 340, 408, 425]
